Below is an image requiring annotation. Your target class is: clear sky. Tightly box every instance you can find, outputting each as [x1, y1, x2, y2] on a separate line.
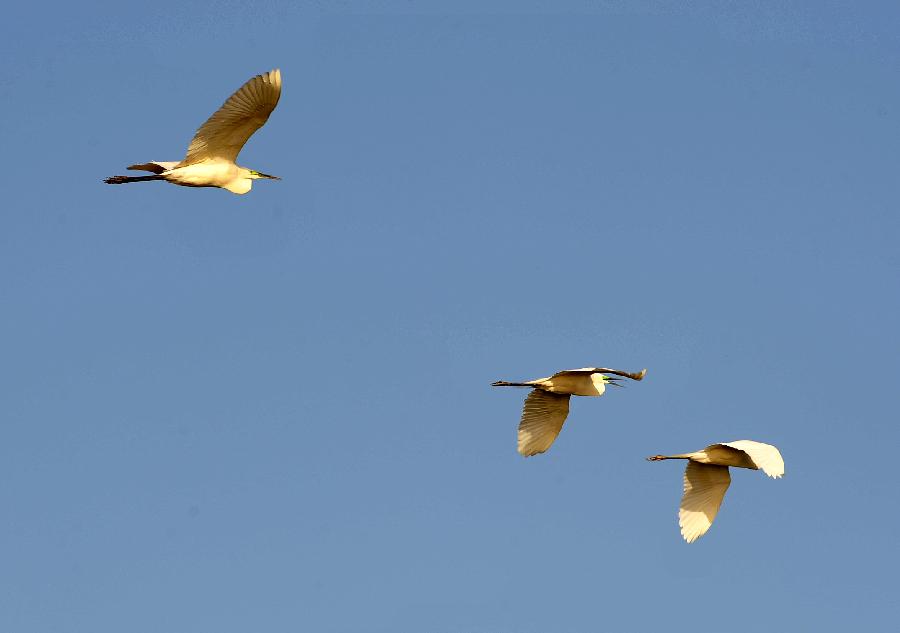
[2, 1, 899, 631]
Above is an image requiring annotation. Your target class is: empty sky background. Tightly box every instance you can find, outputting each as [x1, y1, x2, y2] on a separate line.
[2, 1, 899, 631]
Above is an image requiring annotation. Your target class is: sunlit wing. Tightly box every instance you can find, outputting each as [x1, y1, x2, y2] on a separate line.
[517, 390, 570, 457]
[720, 440, 785, 478]
[180, 69, 282, 165]
[679, 461, 731, 543]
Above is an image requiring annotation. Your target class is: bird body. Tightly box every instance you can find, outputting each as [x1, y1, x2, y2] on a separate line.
[664, 444, 758, 470]
[493, 367, 646, 456]
[647, 440, 784, 543]
[105, 69, 282, 195]
[514, 370, 610, 396]
[156, 160, 252, 193]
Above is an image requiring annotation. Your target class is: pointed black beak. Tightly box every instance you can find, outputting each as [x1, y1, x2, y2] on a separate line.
[259, 172, 280, 180]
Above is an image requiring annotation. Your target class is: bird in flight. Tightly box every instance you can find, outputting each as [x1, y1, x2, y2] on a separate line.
[647, 440, 784, 543]
[104, 69, 282, 195]
[492, 367, 646, 456]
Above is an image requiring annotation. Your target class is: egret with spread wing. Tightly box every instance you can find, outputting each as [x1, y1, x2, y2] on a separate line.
[104, 69, 282, 195]
[492, 367, 646, 457]
[647, 440, 784, 543]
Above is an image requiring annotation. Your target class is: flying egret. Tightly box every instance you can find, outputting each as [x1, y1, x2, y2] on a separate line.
[104, 69, 282, 195]
[647, 440, 784, 543]
[492, 367, 646, 456]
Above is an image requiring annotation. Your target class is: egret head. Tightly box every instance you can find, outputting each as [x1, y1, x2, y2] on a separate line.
[248, 169, 280, 180]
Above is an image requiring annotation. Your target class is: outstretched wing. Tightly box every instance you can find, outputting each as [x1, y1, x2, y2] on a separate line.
[720, 440, 785, 478]
[552, 367, 647, 381]
[679, 461, 731, 543]
[517, 390, 571, 457]
[179, 69, 282, 166]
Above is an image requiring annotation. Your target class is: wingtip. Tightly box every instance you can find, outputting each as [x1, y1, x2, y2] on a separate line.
[679, 523, 702, 544]
[257, 68, 281, 88]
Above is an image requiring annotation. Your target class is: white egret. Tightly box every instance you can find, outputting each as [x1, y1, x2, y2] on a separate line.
[647, 440, 784, 543]
[104, 69, 282, 195]
[492, 367, 647, 456]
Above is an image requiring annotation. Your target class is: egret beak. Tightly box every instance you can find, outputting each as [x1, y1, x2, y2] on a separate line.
[606, 377, 624, 387]
[257, 172, 280, 180]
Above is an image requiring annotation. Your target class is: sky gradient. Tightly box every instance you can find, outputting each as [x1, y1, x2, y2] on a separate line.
[2, 2, 899, 631]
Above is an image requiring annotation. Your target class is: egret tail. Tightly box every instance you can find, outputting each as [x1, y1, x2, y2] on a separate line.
[104, 175, 165, 185]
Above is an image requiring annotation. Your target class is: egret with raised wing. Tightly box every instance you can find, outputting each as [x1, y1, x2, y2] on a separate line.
[104, 69, 282, 195]
[492, 367, 646, 456]
[647, 440, 784, 543]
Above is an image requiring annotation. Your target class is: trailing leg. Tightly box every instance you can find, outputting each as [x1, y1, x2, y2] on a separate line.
[103, 174, 164, 185]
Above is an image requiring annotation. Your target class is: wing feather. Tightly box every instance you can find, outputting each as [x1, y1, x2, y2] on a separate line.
[719, 440, 785, 478]
[517, 390, 570, 457]
[179, 69, 282, 165]
[679, 462, 731, 543]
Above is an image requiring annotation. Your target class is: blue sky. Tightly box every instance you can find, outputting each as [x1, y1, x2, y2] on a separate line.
[2, 1, 899, 631]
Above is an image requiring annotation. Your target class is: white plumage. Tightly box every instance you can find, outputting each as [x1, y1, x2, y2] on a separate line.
[647, 440, 784, 543]
[105, 69, 282, 195]
[492, 367, 646, 456]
